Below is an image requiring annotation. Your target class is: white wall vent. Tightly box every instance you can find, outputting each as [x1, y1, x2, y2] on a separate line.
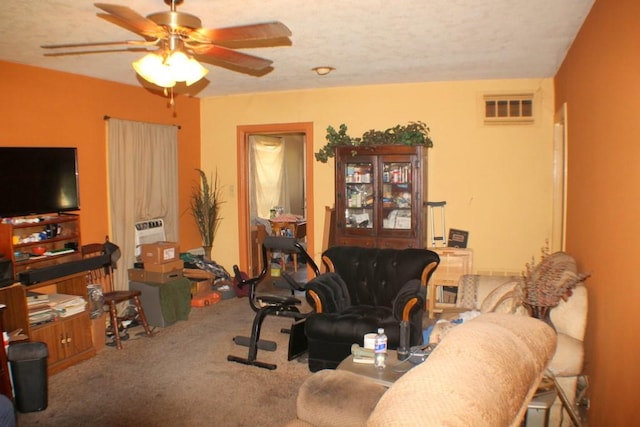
[134, 218, 166, 256]
[483, 94, 534, 125]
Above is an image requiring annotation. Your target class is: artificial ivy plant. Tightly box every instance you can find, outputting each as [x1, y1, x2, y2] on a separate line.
[314, 121, 433, 163]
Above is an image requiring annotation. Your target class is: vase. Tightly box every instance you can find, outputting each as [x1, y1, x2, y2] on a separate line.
[527, 304, 556, 331]
[202, 245, 212, 261]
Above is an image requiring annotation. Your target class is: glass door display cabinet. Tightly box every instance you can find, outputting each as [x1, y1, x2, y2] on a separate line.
[334, 145, 427, 249]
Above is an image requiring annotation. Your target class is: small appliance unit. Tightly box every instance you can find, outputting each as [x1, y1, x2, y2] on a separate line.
[134, 218, 166, 257]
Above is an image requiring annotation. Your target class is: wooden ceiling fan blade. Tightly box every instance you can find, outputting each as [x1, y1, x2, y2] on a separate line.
[191, 22, 291, 45]
[193, 36, 292, 50]
[41, 40, 156, 49]
[95, 3, 165, 39]
[195, 55, 274, 77]
[43, 47, 150, 57]
[194, 45, 273, 71]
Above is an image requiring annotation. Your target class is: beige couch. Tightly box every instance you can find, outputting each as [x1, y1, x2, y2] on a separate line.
[287, 313, 556, 427]
[436, 273, 587, 426]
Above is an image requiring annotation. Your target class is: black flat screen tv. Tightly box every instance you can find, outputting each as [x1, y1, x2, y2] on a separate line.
[0, 147, 80, 218]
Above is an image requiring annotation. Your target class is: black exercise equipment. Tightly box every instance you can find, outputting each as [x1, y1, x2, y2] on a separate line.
[227, 236, 319, 370]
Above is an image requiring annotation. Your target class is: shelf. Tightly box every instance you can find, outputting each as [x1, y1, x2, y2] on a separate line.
[0, 213, 82, 280]
[335, 145, 427, 249]
[15, 250, 79, 267]
[4, 214, 78, 229]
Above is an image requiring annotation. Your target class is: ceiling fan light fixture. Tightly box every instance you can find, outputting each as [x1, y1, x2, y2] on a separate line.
[133, 50, 208, 88]
[133, 52, 176, 88]
[166, 51, 209, 85]
[312, 66, 335, 76]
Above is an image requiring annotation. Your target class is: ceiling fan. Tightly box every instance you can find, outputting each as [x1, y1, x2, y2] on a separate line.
[42, 0, 292, 89]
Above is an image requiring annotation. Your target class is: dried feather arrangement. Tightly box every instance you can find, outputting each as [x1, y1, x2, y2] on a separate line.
[520, 245, 590, 308]
[190, 169, 224, 259]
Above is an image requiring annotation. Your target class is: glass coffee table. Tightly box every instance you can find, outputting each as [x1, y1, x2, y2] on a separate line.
[336, 350, 415, 387]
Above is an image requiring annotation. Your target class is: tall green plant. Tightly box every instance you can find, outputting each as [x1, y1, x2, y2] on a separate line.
[190, 169, 224, 251]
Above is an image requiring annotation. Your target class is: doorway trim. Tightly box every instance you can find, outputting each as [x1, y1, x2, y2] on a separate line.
[237, 122, 314, 272]
[551, 103, 568, 252]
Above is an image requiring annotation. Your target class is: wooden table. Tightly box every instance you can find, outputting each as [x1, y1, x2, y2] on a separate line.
[268, 219, 307, 272]
[336, 350, 412, 387]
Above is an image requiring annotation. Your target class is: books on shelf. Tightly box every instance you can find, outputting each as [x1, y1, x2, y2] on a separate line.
[29, 311, 56, 326]
[27, 293, 87, 325]
[47, 293, 87, 317]
[27, 291, 49, 304]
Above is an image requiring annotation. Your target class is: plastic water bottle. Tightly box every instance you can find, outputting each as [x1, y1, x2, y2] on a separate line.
[374, 328, 387, 370]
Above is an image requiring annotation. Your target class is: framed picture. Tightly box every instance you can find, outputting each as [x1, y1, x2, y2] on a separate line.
[447, 229, 469, 248]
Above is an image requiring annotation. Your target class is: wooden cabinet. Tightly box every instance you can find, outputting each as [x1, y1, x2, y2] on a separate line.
[0, 214, 82, 279]
[0, 272, 96, 376]
[334, 145, 428, 249]
[30, 313, 93, 372]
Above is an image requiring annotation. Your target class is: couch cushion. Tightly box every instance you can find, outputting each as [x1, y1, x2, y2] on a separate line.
[479, 281, 520, 313]
[296, 369, 386, 427]
[548, 333, 584, 376]
[305, 306, 404, 346]
[457, 274, 522, 310]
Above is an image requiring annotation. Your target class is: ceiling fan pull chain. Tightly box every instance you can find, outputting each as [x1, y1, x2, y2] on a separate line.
[168, 87, 175, 108]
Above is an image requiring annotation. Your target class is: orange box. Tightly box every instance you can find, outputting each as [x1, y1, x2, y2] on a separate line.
[144, 259, 183, 274]
[140, 241, 180, 264]
[191, 290, 221, 307]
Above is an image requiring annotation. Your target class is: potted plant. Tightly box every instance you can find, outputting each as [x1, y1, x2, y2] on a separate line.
[190, 169, 224, 260]
[314, 121, 434, 163]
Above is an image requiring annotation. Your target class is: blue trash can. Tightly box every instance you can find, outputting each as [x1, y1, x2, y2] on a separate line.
[8, 341, 48, 413]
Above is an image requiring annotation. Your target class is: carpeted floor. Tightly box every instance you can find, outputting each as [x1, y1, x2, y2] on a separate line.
[17, 286, 313, 426]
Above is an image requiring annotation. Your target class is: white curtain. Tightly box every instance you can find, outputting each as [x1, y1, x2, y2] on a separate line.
[106, 118, 179, 290]
[249, 135, 289, 219]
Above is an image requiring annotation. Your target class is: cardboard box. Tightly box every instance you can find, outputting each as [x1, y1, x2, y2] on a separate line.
[128, 267, 183, 284]
[140, 241, 180, 264]
[143, 259, 183, 274]
[190, 279, 212, 296]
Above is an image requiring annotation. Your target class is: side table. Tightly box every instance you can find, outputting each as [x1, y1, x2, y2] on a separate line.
[523, 388, 557, 427]
[336, 350, 409, 387]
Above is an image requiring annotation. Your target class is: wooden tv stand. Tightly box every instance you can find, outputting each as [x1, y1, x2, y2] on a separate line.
[0, 271, 96, 375]
[0, 213, 82, 279]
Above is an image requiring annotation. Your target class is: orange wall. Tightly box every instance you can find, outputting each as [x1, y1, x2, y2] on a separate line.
[0, 61, 202, 253]
[555, 0, 640, 423]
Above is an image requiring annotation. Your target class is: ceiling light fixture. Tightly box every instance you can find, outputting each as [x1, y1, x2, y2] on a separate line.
[312, 66, 335, 76]
[133, 50, 208, 88]
[132, 34, 208, 88]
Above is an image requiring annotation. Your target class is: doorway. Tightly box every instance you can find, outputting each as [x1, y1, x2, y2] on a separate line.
[237, 122, 315, 276]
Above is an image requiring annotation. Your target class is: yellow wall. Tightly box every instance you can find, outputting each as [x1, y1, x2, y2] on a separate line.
[0, 61, 202, 252]
[201, 78, 555, 271]
[555, 0, 640, 423]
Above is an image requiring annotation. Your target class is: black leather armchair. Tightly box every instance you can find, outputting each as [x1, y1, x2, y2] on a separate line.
[304, 246, 440, 371]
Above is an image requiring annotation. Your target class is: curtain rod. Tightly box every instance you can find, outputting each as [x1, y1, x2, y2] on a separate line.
[103, 115, 181, 130]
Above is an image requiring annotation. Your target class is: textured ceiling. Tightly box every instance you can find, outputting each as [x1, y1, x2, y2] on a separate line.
[0, 0, 595, 98]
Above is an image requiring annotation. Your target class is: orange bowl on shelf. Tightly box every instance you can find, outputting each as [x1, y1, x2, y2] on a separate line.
[32, 246, 47, 256]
